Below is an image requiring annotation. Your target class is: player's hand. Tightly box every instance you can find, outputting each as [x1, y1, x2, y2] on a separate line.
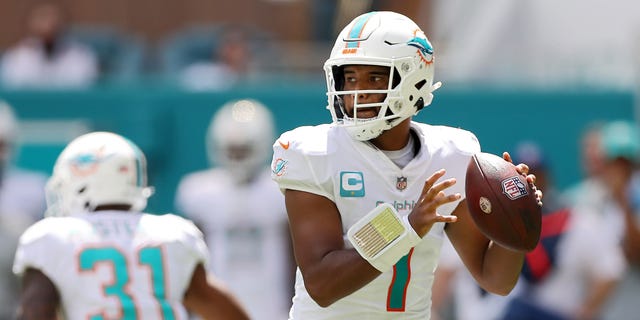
[503, 151, 543, 207]
[408, 169, 460, 237]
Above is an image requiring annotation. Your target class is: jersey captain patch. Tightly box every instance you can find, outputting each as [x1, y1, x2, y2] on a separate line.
[340, 171, 365, 197]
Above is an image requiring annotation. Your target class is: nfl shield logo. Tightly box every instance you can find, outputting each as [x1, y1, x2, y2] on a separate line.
[396, 177, 407, 191]
[501, 176, 528, 200]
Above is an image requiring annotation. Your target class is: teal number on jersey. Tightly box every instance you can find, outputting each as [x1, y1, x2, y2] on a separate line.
[139, 247, 175, 319]
[387, 249, 413, 311]
[80, 248, 137, 319]
[79, 246, 176, 319]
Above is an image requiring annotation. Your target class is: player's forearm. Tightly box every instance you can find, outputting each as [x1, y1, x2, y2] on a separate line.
[477, 242, 524, 295]
[17, 269, 60, 320]
[620, 202, 640, 265]
[302, 249, 381, 307]
[16, 298, 58, 320]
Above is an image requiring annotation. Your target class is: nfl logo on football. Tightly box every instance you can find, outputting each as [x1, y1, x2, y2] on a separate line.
[396, 177, 407, 191]
[501, 176, 527, 200]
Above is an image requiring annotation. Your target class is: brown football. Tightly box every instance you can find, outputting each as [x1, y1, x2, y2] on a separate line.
[464, 152, 542, 252]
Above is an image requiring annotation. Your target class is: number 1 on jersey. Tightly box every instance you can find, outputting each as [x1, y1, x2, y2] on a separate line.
[387, 248, 413, 311]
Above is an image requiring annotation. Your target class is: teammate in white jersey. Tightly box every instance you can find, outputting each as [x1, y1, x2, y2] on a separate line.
[175, 99, 294, 320]
[270, 11, 543, 319]
[13, 131, 249, 320]
[0, 101, 48, 318]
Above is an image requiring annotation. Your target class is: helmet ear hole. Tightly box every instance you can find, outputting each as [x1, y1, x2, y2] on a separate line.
[414, 80, 427, 90]
[415, 97, 425, 111]
[77, 186, 87, 194]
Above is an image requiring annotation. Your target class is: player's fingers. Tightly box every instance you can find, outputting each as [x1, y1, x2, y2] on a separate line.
[425, 191, 461, 212]
[441, 193, 462, 206]
[434, 214, 458, 224]
[526, 173, 537, 184]
[535, 189, 543, 206]
[516, 163, 530, 176]
[502, 152, 512, 163]
[422, 169, 446, 194]
[425, 178, 457, 201]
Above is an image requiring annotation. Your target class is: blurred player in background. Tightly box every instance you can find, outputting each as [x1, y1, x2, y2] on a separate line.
[271, 11, 541, 319]
[431, 142, 561, 320]
[175, 99, 293, 320]
[180, 27, 253, 91]
[563, 122, 607, 205]
[499, 141, 624, 320]
[595, 120, 640, 320]
[0, 1, 98, 89]
[13, 131, 249, 320]
[0, 100, 47, 318]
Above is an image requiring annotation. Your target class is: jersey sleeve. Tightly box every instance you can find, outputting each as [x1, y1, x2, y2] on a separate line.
[169, 214, 210, 267]
[440, 126, 481, 200]
[13, 219, 62, 276]
[271, 126, 334, 201]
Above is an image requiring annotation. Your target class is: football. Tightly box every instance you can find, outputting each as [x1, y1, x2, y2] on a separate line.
[464, 152, 541, 252]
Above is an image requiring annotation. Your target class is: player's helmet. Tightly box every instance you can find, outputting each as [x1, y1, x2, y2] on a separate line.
[324, 11, 441, 141]
[207, 99, 275, 183]
[0, 101, 18, 168]
[45, 131, 153, 217]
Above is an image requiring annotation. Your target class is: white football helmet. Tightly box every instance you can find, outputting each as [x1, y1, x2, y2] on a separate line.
[324, 11, 441, 141]
[45, 131, 153, 217]
[207, 99, 275, 183]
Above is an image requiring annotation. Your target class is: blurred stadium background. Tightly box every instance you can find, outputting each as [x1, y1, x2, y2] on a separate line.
[0, 0, 638, 214]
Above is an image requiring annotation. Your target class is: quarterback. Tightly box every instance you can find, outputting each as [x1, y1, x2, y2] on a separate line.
[271, 11, 542, 319]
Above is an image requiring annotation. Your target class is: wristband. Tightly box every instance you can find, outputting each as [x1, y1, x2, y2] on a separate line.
[347, 203, 422, 272]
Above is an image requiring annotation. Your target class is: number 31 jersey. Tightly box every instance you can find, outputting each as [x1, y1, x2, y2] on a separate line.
[13, 211, 209, 320]
[271, 122, 480, 319]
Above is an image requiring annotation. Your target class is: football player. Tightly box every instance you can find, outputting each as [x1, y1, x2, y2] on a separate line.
[0, 101, 47, 318]
[271, 11, 542, 319]
[175, 99, 293, 320]
[13, 131, 249, 320]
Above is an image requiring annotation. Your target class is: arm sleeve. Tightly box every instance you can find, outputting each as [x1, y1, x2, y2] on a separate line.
[13, 220, 61, 276]
[271, 127, 334, 201]
[174, 215, 210, 268]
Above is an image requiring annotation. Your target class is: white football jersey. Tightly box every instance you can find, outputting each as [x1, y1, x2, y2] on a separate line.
[175, 168, 290, 320]
[13, 211, 208, 320]
[271, 122, 480, 319]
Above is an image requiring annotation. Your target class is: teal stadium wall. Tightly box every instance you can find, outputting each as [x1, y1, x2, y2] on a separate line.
[1, 83, 635, 215]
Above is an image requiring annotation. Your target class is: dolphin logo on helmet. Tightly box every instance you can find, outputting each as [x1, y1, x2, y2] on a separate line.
[407, 35, 434, 64]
